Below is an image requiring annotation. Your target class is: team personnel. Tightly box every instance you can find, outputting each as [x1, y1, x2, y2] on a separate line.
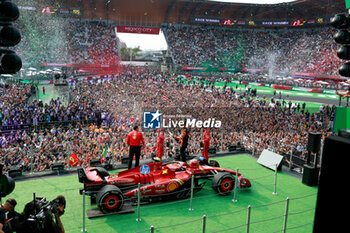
[202, 128, 210, 161]
[127, 125, 145, 169]
[178, 127, 190, 162]
[156, 129, 165, 160]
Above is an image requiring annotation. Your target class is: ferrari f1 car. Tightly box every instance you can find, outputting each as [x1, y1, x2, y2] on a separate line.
[78, 159, 251, 213]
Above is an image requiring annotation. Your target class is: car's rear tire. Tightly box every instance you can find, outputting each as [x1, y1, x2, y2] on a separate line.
[212, 172, 235, 196]
[96, 185, 124, 213]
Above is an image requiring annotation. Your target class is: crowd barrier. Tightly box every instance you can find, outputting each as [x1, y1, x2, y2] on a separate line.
[59, 162, 316, 233]
[9, 130, 320, 181]
[0, 119, 98, 132]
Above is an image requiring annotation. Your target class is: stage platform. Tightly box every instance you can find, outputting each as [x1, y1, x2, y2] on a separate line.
[13, 150, 248, 181]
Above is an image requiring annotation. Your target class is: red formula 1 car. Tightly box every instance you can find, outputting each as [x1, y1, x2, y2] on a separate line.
[78, 159, 251, 213]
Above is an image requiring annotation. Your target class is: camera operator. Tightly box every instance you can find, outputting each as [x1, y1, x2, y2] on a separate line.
[0, 198, 17, 233]
[52, 195, 66, 233]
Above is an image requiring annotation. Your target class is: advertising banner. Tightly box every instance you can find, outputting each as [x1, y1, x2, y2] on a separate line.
[117, 26, 160, 35]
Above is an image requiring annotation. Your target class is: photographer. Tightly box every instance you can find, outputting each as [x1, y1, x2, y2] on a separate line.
[52, 195, 66, 233]
[18, 195, 66, 233]
[0, 198, 17, 233]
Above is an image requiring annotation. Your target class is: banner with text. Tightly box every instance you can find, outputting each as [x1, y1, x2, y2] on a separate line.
[117, 26, 160, 35]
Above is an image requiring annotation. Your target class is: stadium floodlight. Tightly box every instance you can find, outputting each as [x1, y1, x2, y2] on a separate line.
[337, 45, 350, 60]
[330, 14, 350, 29]
[0, 0, 22, 74]
[331, 13, 350, 77]
[334, 30, 350, 44]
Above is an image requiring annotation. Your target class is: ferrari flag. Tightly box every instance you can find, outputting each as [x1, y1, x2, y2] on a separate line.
[69, 152, 79, 167]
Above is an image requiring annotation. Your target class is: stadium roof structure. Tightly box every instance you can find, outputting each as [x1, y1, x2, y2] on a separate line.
[45, 0, 346, 27]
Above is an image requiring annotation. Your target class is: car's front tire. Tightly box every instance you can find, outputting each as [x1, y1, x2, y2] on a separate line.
[212, 172, 235, 196]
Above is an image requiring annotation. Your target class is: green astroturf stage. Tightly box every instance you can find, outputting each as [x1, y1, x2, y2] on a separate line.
[9, 155, 317, 233]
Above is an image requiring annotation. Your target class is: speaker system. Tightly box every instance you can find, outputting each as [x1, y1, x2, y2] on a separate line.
[208, 146, 216, 154]
[339, 129, 350, 139]
[302, 164, 319, 186]
[8, 166, 22, 178]
[313, 136, 350, 232]
[121, 156, 129, 165]
[90, 158, 102, 167]
[51, 162, 65, 170]
[257, 149, 283, 171]
[307, 132, 321, 153]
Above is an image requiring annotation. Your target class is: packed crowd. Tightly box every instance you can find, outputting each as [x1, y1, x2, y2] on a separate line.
[68, 21, 119, 65]
[0, 82, 35, 128]
[0, 66, 336, 172]
[0, 4, 342, 175]
[179, 72, 349, 91]
[0, 82, 101, 130]
[164, 25, 341, 75]
[13, 8, 342, 78]
[15, 11, 119, 66]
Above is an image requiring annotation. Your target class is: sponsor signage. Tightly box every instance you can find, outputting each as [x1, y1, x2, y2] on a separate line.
[194, 17, 221, 24]
[193, 17, 327, 27]
[117, 26, 160, 35]
[143, 111, 222, 129]
[18, 5, 81, 15]
[41, 63, 73, 67]
[181, 67, 207, 71]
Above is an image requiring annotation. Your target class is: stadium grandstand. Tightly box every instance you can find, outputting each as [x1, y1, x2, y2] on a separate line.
[0, 0, 349, 232]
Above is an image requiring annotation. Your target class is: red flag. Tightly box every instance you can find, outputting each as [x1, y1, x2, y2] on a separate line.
[69, 152, 79, 167]
[162, 96, 168, 101]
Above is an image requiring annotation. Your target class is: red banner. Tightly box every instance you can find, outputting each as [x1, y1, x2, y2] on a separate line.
[117, 26, 160, 35]
[272, 85, 292, 90]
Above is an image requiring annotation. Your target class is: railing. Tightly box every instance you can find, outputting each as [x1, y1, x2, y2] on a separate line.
[6, 129, 322, 179]
[0, 119, 98, 133]
[60, 163, 317, 233]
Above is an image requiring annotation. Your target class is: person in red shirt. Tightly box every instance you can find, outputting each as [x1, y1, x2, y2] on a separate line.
[202, 128, 210, 161]
[156, 129, 165, 160]
[127, 125, 145, 169]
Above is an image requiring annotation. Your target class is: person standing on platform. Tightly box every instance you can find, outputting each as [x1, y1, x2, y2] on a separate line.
[156, 129, 165, 160]
[202, 128, 210, 162]
[127, 125, 145, 169]
[42, 86, 45, 95]
[177, 127, 189, 162]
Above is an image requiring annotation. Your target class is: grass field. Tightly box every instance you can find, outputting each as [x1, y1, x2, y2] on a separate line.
[9, 155, 317, 233]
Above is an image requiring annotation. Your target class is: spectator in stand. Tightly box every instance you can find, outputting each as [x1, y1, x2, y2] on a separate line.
[0, 66, 337, 173]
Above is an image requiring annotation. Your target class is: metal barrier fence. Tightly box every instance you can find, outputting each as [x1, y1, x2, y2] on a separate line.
[59, 163, 316, 233]
[10, 129, 320, 178]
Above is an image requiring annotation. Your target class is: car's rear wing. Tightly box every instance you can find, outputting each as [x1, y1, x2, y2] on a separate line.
[78, 167, 91, 183]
